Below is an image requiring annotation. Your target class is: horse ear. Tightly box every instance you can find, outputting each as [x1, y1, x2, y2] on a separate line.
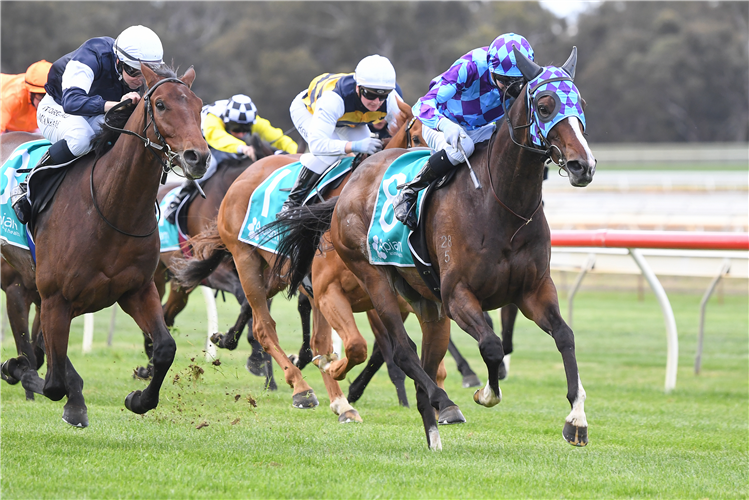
[513, 46, 542, 81]
[561, 46, 578, 79]
[141, 63, 159, 88]
[179, 66, 196, 88]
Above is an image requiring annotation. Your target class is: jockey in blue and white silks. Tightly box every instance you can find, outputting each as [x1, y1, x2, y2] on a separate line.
[11, 25, 164, 225]
[393, 33, 535, 230]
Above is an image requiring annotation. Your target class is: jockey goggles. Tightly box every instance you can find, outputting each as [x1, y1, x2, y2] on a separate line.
[122, 63, 142, 78]
[359, 87, 391, 101]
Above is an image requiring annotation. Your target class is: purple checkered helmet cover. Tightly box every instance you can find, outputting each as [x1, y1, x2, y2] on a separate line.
[488, 33, 534, 78]
[527, 66, 586, 147]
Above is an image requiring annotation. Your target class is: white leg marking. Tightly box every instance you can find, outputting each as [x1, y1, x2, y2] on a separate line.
[329, 396, 353, 416]
[475, 379, 502, 407]
[428, 426, 442, 451]
[502, 354, 511, 375]
[565, 375, 588, 428]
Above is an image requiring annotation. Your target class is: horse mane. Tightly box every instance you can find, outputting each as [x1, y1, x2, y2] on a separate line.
[91, 64, 179, 158]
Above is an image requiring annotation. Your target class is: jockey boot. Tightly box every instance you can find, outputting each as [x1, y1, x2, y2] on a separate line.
[11, 140, 75, 225]
[165, 180, 197, 224]
[280, 166, 321, 213]
[393, 149, 455, 230]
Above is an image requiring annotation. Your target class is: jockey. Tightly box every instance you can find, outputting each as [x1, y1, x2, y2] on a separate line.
[164, 94, 298, 223]
[1, 60, 53, 133]
[283, 54, 402, 212]
[393, 33, 535, 230]
[10, 25, 164, 224]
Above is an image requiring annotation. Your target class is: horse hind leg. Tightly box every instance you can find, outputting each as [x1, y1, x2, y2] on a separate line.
[447, 335, 481, 388]
[290, 293, 314, 369]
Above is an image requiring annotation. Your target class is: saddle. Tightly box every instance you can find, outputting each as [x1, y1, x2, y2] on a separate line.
[26, 155, 82, 235]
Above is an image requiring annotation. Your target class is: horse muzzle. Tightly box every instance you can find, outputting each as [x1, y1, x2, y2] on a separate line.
[180, 148, 210, 180]
[565, 158, 595, 187]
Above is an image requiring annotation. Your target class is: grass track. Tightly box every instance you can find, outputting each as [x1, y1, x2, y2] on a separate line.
[1, 288, 747, 498]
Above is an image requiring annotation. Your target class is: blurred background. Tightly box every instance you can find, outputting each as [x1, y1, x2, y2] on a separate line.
[2, 0, 747, 293]
[2, 1, 747, 144]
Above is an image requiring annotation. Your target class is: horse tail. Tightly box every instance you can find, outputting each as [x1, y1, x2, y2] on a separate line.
[171, 221, 232, 289]
[263, 197, 339, 298]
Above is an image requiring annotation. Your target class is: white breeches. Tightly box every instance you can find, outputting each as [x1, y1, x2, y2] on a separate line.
[421, 122, 496, 166]
[36, 94, 105, 156]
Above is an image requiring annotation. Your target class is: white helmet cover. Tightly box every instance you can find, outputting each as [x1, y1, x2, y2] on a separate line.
[354, 54, 396, 90]
[114, 25, 164, 69]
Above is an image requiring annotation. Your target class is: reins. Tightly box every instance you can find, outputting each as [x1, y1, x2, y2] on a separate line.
[91, 76, 189, 238]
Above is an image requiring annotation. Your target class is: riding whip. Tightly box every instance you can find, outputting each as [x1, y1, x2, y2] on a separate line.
[457, 137, 481, 189]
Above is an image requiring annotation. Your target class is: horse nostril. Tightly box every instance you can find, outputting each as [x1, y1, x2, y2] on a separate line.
[566, 160, 583, 174]
[183, 149, 199, 165]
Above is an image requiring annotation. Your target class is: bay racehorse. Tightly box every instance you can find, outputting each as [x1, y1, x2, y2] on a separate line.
[271, 47, 595, 449]
[173, 100, 433, 420]
[1, 259, 44, 399]
[0, 64, 209, 427]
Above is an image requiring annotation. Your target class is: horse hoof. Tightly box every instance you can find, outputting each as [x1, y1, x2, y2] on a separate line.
[20, 370, 45, 395]
[312, 353, 338, 373]
[296, 348, 314, 370]
[563, 422, 588, 447]
[245, 356, 267, 378]
[462, 374, 482, 388]
[1, 367, 20, 385]
[288, 354, 299, 366]
[291, 390, 319, 409]
[473, 383, 502, 407]
[62, 406, 89, 428]
[1, 359, 21, 385]
[338, 409, 362, 423]
[438, 405, 466, 425]
[132, 366, 152, 380]
[125, 390, 149, 414]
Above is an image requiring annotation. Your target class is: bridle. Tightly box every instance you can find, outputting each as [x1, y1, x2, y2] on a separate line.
[92, 76, 190, 238]
[404, 117, 417, 148]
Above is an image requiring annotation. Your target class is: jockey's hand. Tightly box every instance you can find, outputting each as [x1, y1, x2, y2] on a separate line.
[239, 144, 257, 161]
[122, 92, 141, 106]
[351, 137, 383, 155]
[438, 119, 466, 148]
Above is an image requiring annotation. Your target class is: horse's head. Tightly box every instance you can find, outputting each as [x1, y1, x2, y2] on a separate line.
[386, 99, 427, 149]
[513, 46, 596, 187]
[141, 64, 210, 180]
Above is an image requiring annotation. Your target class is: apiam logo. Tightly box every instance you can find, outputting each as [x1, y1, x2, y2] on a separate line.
[2, 213, 20, 233]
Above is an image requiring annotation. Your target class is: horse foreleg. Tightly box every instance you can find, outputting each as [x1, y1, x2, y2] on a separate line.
[499, 304, 519, 379]
[242, 299, 276, 391]
[39, 296, 88, 426]
[293, 293, 314, 369]
[310, 308, 361, 423]
[447, 336, 481, 388]
[314, 285, 367, 381]
[521, 277, 588, 447]
[1, 283, 44, 398]
[362, 309, 409, 407]
[119, 283, 176, 416]
[445, 284, 504, 408]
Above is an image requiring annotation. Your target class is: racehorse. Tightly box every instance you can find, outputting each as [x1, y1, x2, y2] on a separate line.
[173, 99, 433, 420]
[0, 64, 209, 427]
[0, 259, 44, 399]
[271, 47, 595, 449]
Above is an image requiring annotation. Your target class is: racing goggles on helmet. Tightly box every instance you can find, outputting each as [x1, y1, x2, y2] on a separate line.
[359, 87, 391, 101]
[122, 63, 142, 78]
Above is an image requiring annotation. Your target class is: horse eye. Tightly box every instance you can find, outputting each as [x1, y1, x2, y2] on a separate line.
[155, 101, 166, 111]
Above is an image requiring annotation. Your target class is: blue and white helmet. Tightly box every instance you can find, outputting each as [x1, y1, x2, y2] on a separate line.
[487, 33, 535, 78]
[222, 94, 257, 125]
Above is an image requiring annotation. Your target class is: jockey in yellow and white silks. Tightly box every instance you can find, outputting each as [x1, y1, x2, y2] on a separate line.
[282, 54, 403, 212]
[164, 94, 298, 223]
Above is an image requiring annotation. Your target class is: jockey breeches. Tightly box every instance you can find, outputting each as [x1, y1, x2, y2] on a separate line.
[421, 122, 496, 166]
[36, 94, 105, 157]
[289, 91, 370, 175]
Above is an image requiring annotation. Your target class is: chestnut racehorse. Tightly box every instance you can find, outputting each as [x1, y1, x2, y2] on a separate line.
[272, 47, 596, 449]
[0, 64, 209, 427]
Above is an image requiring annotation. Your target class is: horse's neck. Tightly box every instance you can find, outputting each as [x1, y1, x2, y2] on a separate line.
[487, 112, 545, 213]
[95, 120, 163, 222]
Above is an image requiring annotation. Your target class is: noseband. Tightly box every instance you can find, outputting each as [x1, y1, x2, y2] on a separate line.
[94, 76, 191, 238]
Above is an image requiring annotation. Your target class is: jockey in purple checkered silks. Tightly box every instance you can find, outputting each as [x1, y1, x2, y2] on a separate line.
[393, 33, 535, 230]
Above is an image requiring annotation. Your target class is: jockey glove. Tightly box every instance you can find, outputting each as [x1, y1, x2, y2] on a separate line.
[438, 118, 466, 148]
[351, 137, 383, 155]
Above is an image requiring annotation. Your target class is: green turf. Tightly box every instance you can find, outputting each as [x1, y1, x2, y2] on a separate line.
[1, 287, 747, 499]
